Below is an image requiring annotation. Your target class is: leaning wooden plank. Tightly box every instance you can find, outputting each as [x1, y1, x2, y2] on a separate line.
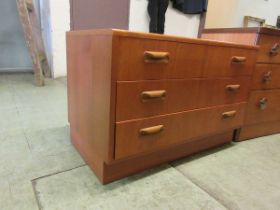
[16, 0, 49, 85]
[25, 0, 51, 78]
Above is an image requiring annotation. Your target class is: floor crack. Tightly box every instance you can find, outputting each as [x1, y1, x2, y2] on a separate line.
[31, 181, 43, 210]
[31, 164, 86, 182]
[171, 165, 230, 210]
[31, 164, 86, 210]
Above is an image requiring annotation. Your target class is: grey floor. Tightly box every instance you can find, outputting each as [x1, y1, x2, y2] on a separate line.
[1, 73, 280, 210]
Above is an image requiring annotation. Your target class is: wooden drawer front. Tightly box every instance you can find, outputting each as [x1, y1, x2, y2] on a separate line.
[258, 34, 280, 63]
[197, 77, 250, 107]
[251, 64, 280, 90]
[116, 80, 199, 121]
[115, 103, 245, 159]
[115, 37, 206, 81]
[237, 121, 280, 141]
[245, 90, 280, 125]
[116, 78, 250, 121]
[203, 46, 256, 77]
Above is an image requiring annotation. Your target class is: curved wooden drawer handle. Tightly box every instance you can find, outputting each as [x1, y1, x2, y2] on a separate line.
[270, 43, 280, 56]
[222, 111, 237, 119]
[226, 84, 240, 92]
[231, 56, 247, 64]
[263, 71, 272, 83]
[144, 51, 170, 63]
[141, 90, 166, 101]
[259, 98, 268, 110]
[139, 125, 164, 136]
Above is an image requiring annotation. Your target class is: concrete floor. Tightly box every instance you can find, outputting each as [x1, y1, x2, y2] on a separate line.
[1, 73, 280, 210]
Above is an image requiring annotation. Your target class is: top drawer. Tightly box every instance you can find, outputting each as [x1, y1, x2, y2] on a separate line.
[203, 46, 256, 77]
[114, 37, 257, 81]
[258, 34, 280, 63]
[114, 37, 205, 81]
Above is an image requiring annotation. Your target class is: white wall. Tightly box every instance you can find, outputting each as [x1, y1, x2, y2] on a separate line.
[234, 0, 279, 26]
[40, 0, 52, 73]
[206, 0, 280, 28]
[129, 0, 201, 38]
[205, 0, 238, 28]
[40, 0, 70, 78]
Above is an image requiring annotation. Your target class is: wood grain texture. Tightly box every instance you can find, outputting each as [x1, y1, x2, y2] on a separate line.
[73, 126, 233, 184]
[203, 27, 260, 34]
[202, 27, 280, 140]
[115, 103, 246, 160]
[235, 121, 280, 141]
[245, 89, 280, 125]
[202, 28, 280, 70]
[202, 32, 258, 46]
[203, 46, 256, 77]
[115, 37, 179, 80]
[116, 77, 250, 121]
[258, 34, 280, 63]
[67, 29, 257, 183]
[103, 131, 233, 184]
[115, 37, 256, 80]
[203, 27, 280, 37]
[71, 125, 104, 181]
[16, 0, 46, 85]
[67, 33, 115, 163]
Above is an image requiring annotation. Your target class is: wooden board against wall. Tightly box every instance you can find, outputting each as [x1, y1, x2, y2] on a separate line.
[17, 0, 51, 86]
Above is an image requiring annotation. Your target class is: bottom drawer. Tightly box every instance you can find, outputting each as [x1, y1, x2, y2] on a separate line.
[236, 120, 280, 141]
[245, 89, 280, 125]
[115, 103, 246, 160]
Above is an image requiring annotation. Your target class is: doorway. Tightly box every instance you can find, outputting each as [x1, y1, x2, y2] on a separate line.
[0, 0, 32, 72]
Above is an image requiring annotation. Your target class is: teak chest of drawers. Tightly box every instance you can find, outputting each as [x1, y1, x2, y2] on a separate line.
[202, 27, 280, 141]
[67, 29, 258, 183]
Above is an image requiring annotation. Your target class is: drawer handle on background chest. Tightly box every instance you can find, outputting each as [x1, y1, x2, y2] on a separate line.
[144, 51, 170, 63]
[259, 98, 268, 110]
[222, 111, 237, 119]
[263, 71, 272, 82]
[139, 125, 164, 136]
[270, 43, 280, 56]
[226, 84, 240, 92]
[231, 56, 247, 64]
[141, 90, 166, 101]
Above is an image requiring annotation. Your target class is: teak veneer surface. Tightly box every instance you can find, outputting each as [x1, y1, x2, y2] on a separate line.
[115, 103, 246, 159]
[245, 89, 280, 125]
[251, 64, 280, 90]
[67, 29, 257, 183]
[202, 27, 280, 141]
[116, 77, 250, 121]
[115, 37, 256, 80]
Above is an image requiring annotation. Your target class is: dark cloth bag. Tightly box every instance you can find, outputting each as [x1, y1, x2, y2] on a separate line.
[171, 0, 208, 14]
[147, 0, 169, 34]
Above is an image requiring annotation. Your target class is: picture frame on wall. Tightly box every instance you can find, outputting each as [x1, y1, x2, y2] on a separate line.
[243, 16, 266, 27]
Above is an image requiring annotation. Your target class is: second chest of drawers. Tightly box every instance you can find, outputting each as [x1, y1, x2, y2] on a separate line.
[202, 27, 280, 141]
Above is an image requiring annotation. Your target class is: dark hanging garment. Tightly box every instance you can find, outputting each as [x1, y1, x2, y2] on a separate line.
[171, 0, 208, 14]
[147, 0, 169, 34]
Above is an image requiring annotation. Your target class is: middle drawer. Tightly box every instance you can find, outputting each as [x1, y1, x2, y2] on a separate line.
[251, 64, 280, 90]
[116, 77, 250, 121]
